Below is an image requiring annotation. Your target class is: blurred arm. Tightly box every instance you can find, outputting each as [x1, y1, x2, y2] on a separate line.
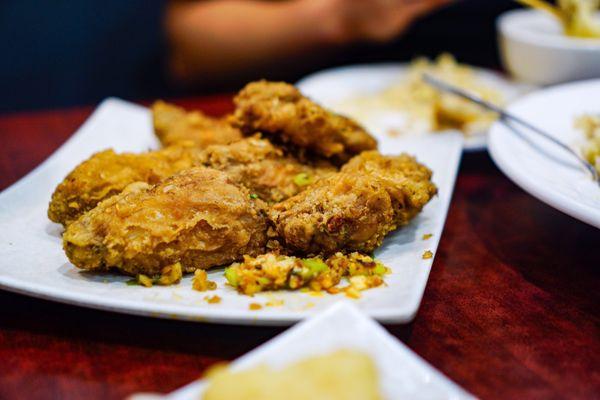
[165, 0, 449, 84]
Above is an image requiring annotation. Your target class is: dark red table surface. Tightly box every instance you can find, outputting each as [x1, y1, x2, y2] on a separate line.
[0, 96, 598, 400]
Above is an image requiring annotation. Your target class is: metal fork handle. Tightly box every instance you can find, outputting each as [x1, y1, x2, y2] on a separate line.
[422, 73, 599, 183]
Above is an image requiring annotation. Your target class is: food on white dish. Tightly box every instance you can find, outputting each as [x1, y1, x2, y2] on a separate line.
[517, 0, 600, 38]
[224, 252, 389, 297]
[498, 9, 600, 85]
[202, 350, 382, 400]
[52, 81, 436, 301]
[333, 54, 504, 137]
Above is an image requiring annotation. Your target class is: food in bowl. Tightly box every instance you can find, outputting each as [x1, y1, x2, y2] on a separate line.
[498, 8, 600, 84]
[202, 350, 382, 400]
[517, 0, 600, 38]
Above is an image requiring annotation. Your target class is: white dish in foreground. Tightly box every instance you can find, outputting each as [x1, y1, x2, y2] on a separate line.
[0, 98, 463, 325]
[297, 63, 532, 152]
[132, 303, 474, 400]
[488, 79, 600, 229]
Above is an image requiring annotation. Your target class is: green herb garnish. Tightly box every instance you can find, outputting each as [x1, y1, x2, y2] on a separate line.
[293, 173, 313, 186]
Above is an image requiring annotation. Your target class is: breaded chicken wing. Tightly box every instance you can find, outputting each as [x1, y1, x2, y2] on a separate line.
[48, 145, 205, 227]
[202, 136, 336, 203]
[341, 151, 437, 226]
[63, 167, 268, 276]
[152, 100, 243, 147]
[268, 152, 437, 256]
[232, 81, 377, 162]
[48, 137, 334, 227]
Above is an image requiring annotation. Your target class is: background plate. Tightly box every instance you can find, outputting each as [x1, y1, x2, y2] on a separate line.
[297, 63, 532, 152]
[0, 98, 462, 325]
[488, 79, 600, 229]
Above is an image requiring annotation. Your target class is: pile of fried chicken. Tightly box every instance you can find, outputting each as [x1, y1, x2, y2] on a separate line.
[49, 81, 437, 281]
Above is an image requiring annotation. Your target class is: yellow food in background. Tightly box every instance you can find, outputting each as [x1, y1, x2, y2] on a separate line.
[202, 350, 382, 400]
[337, 54, 503, 136]
[575, 114, 600, 173]
[517, 0, 600, 38]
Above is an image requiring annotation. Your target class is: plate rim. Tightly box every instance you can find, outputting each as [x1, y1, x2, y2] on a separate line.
[151, 302, 475, 400]
[296, 62, 533, 153]
[488, 78, 600, 229]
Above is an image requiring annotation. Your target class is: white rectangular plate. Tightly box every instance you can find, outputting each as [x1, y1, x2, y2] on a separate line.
[0, 98, 463, 325]
[132, 303, 474, 400]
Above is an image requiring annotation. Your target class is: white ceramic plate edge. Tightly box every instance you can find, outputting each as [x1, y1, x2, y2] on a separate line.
[132, 303, 475, 400]
[488, 79, 600, 229]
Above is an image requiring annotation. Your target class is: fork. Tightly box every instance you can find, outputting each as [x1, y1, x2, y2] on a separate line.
[422, 73, 600, 184]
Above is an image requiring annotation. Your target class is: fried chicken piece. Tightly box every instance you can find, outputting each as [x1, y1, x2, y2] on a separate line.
[63, 167, 268, 276]
[152, 100, 243, 147]
[232, 81, 377, 162]
[268, 152, 437, 256]
[48, 137, 335, 227]
[341, 151, 437, 226]
[48, 145, 205, 227]
[202, 136, 337, 203]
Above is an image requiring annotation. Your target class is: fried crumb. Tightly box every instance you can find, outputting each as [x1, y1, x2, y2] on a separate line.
[326, 287, 341, 295]
[204, 295, 222, 304]
[157, 262, 183, 286]
[422, 233, 433, 240]
[193, 269, 217, 292]
[422, 250, 433, 259]
[265, 299, 284, 307]
[137, 274, 154, 287]
[344, 286, 362, 299]
[249, 302, 263, 310]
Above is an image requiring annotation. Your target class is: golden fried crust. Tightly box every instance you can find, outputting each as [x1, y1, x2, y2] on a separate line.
[341, 151, 438, 226]
[232, 81, 377, 162]
[48, 137, 335, 227]
[63, 167, 268, 276]
[269, 172, 395, 256]
[202, 137, 337, 203]
[152, 100, 243, 147]
[269, 152, 437, 256]
[48, 145, 205, 227]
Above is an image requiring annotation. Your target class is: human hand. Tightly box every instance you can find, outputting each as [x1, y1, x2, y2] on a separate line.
[303, 0, 450, 44]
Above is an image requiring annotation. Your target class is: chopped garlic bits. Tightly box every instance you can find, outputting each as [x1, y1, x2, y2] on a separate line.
[224, 252, 390, 296]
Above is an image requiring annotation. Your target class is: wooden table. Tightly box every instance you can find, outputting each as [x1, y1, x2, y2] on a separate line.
[0, 97, 598, 400]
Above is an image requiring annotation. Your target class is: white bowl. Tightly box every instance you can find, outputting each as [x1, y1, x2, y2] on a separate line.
[498, 9, 600, 85]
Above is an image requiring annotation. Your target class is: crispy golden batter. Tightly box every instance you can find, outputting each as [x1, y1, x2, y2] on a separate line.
[152, 100, 243, 147]
[48, 145, 205, 227]
[233, 81, 377, 162]
[63, 167, 268, 276]
[48, 137, 336, 227]
[268, 172, 395, 255]
[202, 136, 337, 203]
[341, 151, 438, 226]
[269, 152, 437, 256]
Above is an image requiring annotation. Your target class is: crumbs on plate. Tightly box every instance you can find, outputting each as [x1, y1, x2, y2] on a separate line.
[224, 252, 389, 297]
[193, 270, 217, 292]
[204, 295, 222, 304]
